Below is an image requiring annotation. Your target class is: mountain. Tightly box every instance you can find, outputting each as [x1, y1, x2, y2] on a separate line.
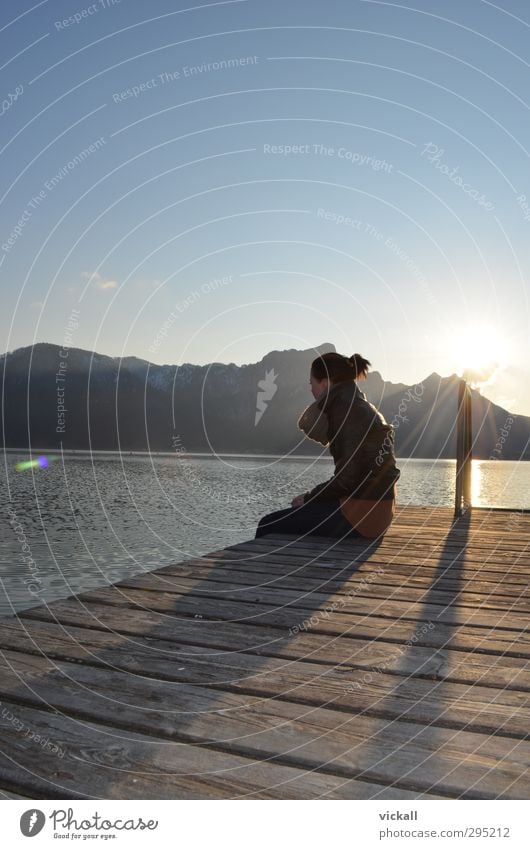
[1, 342, 529, 459]
[376, 372, 530, 461]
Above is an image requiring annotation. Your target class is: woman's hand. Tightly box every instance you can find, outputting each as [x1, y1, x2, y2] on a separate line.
[291, 494, 305, 508]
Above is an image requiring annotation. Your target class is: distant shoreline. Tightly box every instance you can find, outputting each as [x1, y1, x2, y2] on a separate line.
[1, 447, 527, 463]
[1, 447, 330, 461]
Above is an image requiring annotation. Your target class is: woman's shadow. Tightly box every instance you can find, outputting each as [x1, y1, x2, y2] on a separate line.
[1, 523, 386, 798]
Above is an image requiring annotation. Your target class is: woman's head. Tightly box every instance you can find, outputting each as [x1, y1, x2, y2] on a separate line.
[309, 352, 371, 399]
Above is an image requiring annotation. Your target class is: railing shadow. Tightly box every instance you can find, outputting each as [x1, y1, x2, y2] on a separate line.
[343, 510, 473, 796]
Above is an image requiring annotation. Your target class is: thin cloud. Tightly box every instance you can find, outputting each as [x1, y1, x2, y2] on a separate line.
[82, 270, 118, 291]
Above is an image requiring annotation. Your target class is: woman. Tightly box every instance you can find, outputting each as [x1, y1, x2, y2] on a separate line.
[255, 351, 400, 540]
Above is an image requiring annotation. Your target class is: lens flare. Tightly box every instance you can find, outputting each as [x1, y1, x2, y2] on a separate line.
[15, 455, 57, 472]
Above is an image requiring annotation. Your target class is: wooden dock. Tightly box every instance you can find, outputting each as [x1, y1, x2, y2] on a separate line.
[0, 504, 529, 800]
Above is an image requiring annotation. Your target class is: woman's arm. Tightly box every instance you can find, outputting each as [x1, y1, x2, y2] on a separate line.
[302, 425, 370, 503]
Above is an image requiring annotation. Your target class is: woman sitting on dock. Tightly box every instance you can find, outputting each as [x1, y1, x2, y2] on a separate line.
[255, 351, 401, 540]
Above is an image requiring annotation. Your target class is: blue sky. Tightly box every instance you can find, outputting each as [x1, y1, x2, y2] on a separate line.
[1, 0, 529, 413]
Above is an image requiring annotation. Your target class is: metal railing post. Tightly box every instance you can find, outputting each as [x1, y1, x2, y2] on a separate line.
[454, 378, 473, 518]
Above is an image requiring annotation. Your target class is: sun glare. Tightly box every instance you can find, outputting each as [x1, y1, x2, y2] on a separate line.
[449, 323, 509, 385]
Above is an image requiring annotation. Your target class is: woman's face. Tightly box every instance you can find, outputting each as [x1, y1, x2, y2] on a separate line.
[309, 372, 329, 399]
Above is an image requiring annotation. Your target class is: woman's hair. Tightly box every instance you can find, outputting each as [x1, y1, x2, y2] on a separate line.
[310, 351, 371, 383]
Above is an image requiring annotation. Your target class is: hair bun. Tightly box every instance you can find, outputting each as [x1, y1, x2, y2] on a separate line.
[348, 353, 371, 379]
[310, 350, 371, 382]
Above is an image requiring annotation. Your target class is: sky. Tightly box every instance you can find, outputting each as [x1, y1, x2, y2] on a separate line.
[1, 0, 529, 413]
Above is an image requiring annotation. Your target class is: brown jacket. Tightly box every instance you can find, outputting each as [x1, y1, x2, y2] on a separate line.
[301, 379, 400, 536]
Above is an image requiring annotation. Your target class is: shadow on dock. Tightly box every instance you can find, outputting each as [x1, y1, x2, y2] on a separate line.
[347, 512, 474, 795]
[0, 529, 386, 799]
[1, 507, 529, 799]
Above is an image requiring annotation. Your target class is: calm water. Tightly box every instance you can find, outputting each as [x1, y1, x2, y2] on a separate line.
[1, 451, 528, 616]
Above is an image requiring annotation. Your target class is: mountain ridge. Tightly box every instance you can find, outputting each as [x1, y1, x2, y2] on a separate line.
[1, 342, 528, 460]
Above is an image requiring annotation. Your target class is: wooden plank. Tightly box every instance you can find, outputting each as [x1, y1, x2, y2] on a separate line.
[162, 552, 530, 590]
[182, 552, 530, 592]
[235, 535, 530, 566]
[220, 529, 530, 558]
[173, 541, 530, 571]
[395, 506, 530, 523]
[0, 701, 424, 800]
[226, 520, 528, 544]
[22, 594, 530, 658]
[0, 789, 33, 799]
[226, 537, 530, 569]
[0, 652, 527, 799]
[2, 616, 529, 693]
[156, 568, 530, 610]
[61, 582, 530, 635]
[247, 518, 530, 543]
[216, 543, 530, 575]
[1, 633, 529, 740]
[118, 571, 530, 615]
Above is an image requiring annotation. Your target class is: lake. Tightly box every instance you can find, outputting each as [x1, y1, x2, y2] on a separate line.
[1, 451, 528, 616]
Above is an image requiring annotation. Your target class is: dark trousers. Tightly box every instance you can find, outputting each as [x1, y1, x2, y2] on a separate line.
[255, 501, 364, 540]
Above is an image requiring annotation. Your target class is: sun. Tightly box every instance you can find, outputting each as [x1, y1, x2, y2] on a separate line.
[448, 323, 509, 385]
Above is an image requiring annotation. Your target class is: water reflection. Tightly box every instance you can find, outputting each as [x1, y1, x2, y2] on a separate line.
[471, 459, 528, 509]
[472, 460, 484, 506]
